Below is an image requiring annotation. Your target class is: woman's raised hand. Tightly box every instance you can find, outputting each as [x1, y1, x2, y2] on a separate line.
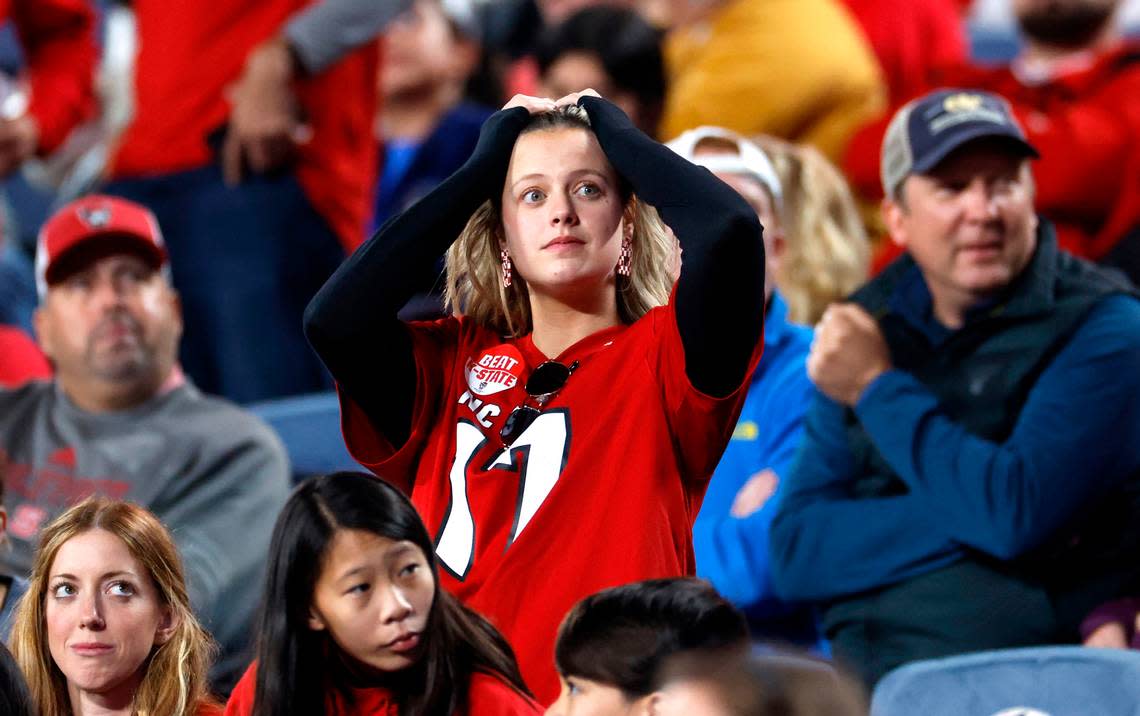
[502, 94, 558, 115]
[554, 88, 601, 107]
[501, 90, 601, 116]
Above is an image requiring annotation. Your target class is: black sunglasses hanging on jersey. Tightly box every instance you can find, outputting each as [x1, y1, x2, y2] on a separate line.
[500, 359, 579, 446]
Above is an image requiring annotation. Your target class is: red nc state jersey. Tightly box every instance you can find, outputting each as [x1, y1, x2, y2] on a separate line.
[340, 302, 761, 704]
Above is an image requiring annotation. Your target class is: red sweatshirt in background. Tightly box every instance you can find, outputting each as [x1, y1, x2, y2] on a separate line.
[845, 41, 1140, 268]
[841, 0, 968, 103]
[3, 0, 96, 154]
[0, 326, 50, 387]
[110, 1, 379, 252]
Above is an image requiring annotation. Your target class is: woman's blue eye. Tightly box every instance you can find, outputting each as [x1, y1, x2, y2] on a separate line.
[522, 189, 545, 203]
[108, 581, 135, 597]
[575, 183, 600, 197]
[51, 583, 76, 598]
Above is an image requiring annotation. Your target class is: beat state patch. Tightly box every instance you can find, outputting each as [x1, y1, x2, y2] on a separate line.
[465, 344, 524, 396]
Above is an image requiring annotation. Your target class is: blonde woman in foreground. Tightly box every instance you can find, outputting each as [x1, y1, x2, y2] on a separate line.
[10, 497, 220, 716]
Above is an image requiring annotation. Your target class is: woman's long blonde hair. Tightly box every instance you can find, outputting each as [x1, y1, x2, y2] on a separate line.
[754, 136, 870, 325]
[9, 497, 216, 716]
[445, 105, 677, 336]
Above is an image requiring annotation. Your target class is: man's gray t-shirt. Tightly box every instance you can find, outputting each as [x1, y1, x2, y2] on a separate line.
[0, 381, 290, 688]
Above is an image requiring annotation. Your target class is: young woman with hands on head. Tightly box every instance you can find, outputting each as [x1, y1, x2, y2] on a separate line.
[304, 89, 766, 702]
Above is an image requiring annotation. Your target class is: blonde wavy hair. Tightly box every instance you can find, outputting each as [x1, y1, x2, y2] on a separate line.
[754, 136, 870, 325]
[9, 497, 217, 716]
[445, 105, 677, 336]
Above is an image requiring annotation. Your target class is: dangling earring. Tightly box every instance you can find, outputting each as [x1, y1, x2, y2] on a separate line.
[616, 232, 632, 277]
[501, 248, 513, 288]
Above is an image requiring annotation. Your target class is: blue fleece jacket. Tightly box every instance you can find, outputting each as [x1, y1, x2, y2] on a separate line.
[769, 284, 1140, 602]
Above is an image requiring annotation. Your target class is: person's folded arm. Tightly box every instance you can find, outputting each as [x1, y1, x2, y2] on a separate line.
[695, 365, 813, 610]
[697, 498, 787, 612]
[769, 392, 962, 602]
[854, 295, 1140, 560]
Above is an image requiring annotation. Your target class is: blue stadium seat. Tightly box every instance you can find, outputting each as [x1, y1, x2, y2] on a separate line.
[248, 391, 360, 482]
[872, 646, 1140, 716]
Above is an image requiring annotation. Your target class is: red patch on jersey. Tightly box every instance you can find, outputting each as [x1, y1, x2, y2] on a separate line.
[465, 344, 524, 396]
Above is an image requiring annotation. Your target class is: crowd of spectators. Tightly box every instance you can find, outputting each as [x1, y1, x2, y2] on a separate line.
[0, 0, 1138, 713]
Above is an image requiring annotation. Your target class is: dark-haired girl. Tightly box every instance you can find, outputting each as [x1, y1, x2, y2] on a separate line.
[224, 471, 541, 716]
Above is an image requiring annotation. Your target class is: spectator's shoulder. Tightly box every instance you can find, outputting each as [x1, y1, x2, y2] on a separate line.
[174, 387, 287, 455]
[0, 380, 54, 412]
[1047, 294, 1140, 398]
[1076, 293, 1140, 350]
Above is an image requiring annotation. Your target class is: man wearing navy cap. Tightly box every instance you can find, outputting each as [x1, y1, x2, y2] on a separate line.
[769, 89, 1140, 684]
[0, 196, 289, 689]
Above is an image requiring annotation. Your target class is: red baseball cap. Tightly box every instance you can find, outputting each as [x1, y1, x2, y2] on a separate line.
[35, 195, 167, 298]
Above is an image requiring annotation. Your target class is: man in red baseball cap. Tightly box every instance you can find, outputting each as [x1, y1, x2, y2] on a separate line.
[34, 195, 167, 296]
[0, 194, 290, 689]
[32, 195, 176, 411]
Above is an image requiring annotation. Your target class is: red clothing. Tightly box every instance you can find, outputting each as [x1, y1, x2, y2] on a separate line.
[840, 0, 967, 102]
[224, 662, 542, 715]
[110, 2, 379, 251]
[340, 302, 759, 703]
[845, 41, 1140, 264]
[2, 0, 97, 153]
[503, 56, 540, 101]
[0, 326, 50, 387]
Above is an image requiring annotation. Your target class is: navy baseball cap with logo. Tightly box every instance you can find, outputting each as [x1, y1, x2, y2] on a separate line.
[881, 88, 1040, 199]
[35, 195, 167, 299]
